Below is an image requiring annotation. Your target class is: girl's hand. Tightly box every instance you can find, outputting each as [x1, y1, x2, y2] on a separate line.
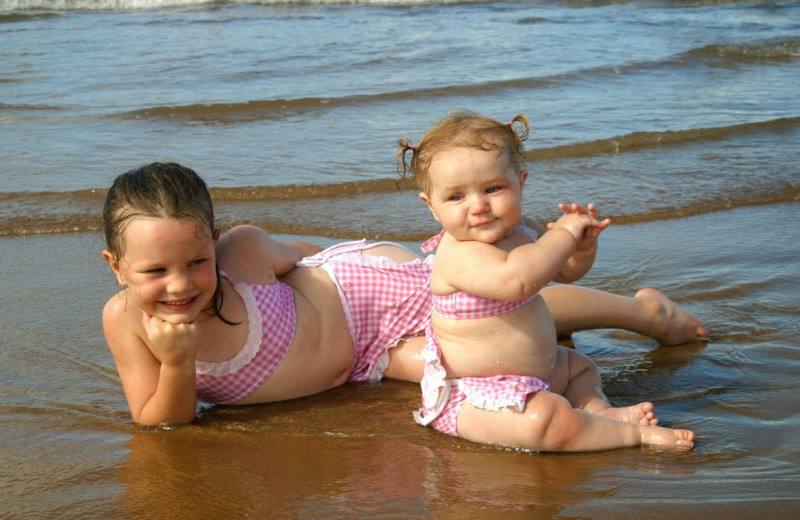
[141, 312, 199, 367]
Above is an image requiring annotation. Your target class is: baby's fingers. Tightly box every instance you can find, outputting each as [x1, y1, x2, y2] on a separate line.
[558, 203, 579, 214]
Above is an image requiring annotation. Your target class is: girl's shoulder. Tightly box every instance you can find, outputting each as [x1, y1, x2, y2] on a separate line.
[102, 291, 127, 320]
[102, 291, 143, 338]
[101, 292, 149, 367]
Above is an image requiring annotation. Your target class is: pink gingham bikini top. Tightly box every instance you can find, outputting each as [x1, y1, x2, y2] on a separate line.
[421, 224, 540, 320]
[194, 271, 296, 405]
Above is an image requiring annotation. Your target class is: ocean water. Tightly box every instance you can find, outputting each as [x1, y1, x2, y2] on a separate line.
[1, 0, 799, 518]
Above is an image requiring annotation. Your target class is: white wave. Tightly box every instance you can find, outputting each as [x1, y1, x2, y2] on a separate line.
[0, 0, 443, 12]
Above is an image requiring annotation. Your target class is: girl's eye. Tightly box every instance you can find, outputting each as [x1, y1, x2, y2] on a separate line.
[191, 258, 209, 267]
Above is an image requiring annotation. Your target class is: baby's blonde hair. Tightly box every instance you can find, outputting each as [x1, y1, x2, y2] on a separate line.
[397, 109, 529, 194]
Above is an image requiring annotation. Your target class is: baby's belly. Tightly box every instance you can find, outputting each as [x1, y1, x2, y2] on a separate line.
[434, 299, 557, 381]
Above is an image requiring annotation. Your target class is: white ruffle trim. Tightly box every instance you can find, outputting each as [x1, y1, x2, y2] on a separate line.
[460, 383, 527, 412]
[195, 281, 262, 377]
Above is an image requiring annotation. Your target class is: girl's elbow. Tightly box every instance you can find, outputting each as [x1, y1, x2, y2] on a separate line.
[134, 413, 195, 427]
[133, 402, 197, 426]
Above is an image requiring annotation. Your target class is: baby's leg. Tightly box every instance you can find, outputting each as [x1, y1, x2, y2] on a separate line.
[540, 285, 707, 346]
[633, 288, 709, 346]
[548, 346, 658, 426]
[455, 391, 694, 453]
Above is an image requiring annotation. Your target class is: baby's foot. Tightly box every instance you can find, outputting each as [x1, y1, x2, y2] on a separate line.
[635, 288, 708, 346]
[640, 425, 695, 452]
[596, 401, 658, 426]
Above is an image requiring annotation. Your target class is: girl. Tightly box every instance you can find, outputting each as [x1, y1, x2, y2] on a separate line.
[397, 110, 695, 451]
[102, 162, 701, 451]
[102, 162, 432, 425]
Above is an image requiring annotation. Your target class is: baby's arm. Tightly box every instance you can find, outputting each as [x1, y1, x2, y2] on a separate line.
[521, 215, 547, 238]
[103, 299, 199, 425]
[435, 213, 592, 301]
[216, 225, 321, 285]
[547, 203, 610, 283]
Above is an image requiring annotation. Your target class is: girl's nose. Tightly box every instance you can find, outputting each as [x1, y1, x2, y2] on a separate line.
[167, 272, 192, 294]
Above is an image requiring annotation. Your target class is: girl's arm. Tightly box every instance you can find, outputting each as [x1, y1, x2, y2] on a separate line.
[103, 300, 199, 425]
[216, 225, 322, 285]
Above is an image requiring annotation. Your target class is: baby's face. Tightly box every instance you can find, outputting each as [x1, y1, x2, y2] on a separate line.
[421, 146, 526, 244]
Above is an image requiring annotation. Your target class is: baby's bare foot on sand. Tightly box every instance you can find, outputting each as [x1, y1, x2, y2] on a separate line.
[635, 288, 708, 346]
[640, 425, 695, 452]
[597, 401, 658, 426]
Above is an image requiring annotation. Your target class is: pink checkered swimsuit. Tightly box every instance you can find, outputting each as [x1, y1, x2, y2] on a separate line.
[414, 224, 550, 436]
[413, 329, 551, 436]
[195, 271, 296, 405]
[296, 240, 434, 383]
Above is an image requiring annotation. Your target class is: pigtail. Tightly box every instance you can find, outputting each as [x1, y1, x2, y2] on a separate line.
[396, 137, 417, 180]
[509, 114, 530, 142]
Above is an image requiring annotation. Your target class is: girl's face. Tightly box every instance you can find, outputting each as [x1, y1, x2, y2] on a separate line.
[103, 217, 218, 324]
[420, 146, 527, 244]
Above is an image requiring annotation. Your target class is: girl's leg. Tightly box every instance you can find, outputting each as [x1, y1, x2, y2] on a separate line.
[455, 390, 694, 453]
[385, 336, 426, 383]
[540, 285, 708, 346]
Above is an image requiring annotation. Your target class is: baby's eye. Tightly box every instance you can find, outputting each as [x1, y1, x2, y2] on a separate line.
[190, 258, 209, 267]
[486, 186, 501, 194]
[146, 267, 166, 274]
[448, 194, 463, 202]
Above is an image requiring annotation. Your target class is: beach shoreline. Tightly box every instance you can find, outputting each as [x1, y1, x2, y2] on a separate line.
[2, 204, 799, 519]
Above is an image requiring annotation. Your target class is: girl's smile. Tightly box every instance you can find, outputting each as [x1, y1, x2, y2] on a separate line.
[158, 295, 200, 311]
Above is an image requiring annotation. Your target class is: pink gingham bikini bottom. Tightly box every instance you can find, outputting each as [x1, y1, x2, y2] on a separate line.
[297, 240, 434, 383]
[413, 326, 550, 437]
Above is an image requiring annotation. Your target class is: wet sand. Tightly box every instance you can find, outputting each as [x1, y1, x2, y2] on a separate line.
[2, 202, 799, 519]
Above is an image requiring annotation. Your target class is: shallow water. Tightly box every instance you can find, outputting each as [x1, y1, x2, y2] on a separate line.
[1, 0, 799, 518]
[3, 204, 799, 518]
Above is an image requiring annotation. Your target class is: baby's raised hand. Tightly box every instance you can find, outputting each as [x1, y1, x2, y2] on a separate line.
[555, 202, 605, 221]
[550, 203, 610, 252]
[142, 312, 199, 367]
[550, 212, 595, 244]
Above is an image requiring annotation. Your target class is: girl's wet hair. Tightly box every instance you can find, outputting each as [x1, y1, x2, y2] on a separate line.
[103, 162, 235, 324]
[103, 162, 216, 258]
[397, 109, 530, 195]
